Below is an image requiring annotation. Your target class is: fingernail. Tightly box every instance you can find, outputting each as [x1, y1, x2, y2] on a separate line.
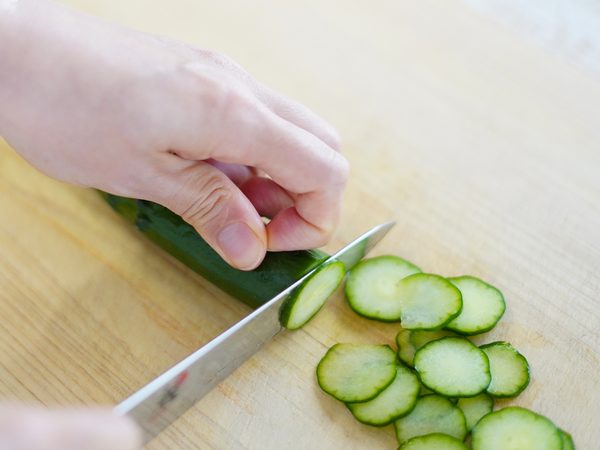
[218, 222, 264, 270]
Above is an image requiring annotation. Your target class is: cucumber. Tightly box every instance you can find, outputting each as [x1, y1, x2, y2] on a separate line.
[316, 343, 397, 403]
[100, 194, 330, 310]
[346, 364, 420, 426]
[345, 255, 421, 321]
[457, 392, 494, 431]
[419, 384, 457, 403]
[397, 274, 463, 330]
[413, 337, 491, 398]
[472, 407, 562, 450]
[396, 329, 458, 367]
[445, 276, 505, 336]
[394, 394, 467, 445]
[480, 342, 530, 398]
[399, 433, 469, 450]
[559, 429, 575, 450]
[280, 260, 345, 330]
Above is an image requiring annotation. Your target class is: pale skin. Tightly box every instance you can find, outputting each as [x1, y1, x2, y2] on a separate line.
[0, 0, 349, 447]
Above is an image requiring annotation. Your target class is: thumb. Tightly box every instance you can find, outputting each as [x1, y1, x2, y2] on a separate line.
[154, 160, 267, 270]
[0, 406, 142, 450]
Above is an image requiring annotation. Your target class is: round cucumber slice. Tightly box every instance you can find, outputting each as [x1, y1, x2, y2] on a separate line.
[472, 407, 562, 450]
[397, 274, 463, 330]
[280, 260, 345, 330]
[457, 392, 494, 431]
[445, 276, 506, 335]
[394, 394, 467, 445]
[414, 337, 491, 397]
[347, 365, 420, 426]
[396, 329, 458, 367]
[480, 342, 530, 398]
[399, 433, 469, 450]
[316, 343, 397, 403]
[345, 255, 421, 321]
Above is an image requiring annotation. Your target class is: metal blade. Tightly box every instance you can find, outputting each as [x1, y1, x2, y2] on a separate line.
[114, 221, 395, 444]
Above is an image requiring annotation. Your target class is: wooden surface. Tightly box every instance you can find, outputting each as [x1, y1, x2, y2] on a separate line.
[1, 0, 599, 448]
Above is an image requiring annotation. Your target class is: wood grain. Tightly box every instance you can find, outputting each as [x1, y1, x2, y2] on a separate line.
[1, 0, 599, 448]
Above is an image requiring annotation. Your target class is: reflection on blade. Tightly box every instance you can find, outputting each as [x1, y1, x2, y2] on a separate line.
[114, 221, 395, 444]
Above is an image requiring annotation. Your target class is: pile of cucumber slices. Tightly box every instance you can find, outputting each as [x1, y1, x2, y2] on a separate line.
[316, 255, 575, 450]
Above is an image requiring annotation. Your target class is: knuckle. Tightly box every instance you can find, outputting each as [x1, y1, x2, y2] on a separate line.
[328, 152, 350, 186]
[328, 128, 343, 152]
[204, 75, 257, 125]
[179, 174, 234, 229]
[314, 229, 335, 248]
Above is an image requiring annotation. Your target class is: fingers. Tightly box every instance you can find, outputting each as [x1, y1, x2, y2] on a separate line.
[165, 66, 349, 251]
[0, 406, 142, 450]
[239, 176, 295, 218]
[202, 158, 259, 186]
[149, 157, 267, 270]
[255, 88, 342, 153]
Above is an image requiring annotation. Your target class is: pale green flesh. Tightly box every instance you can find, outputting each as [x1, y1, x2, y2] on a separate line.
[472, 407, 562, 450]
[398, 274, 462, 330]
[446, 276, 505, 335]
[317, 344, 396, 403]
[345, 256, 421, 321]
[394, 394, 467, 445]
[400, 433, 469, 450]
[414, 337, 491, 397]
[283, 261, 345, 330]
[347, 365, 420, 426]
[480, 342, 530, 397]
[457, 392, 494, 430]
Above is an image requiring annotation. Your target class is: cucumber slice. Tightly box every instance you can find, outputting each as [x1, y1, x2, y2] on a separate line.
[480, 342, 530, 398]
[347, 365, 420, 426]
[419, 383, 457, 403]
[396, 329, 458, 367]
[396, 329, 417, 367]
[414, 337, 491, 397]
[397, 274, 463, 330]
[559, 429, 575, 450]
[316, 343, 397, 403]
[394, 394, 467, 445]
[280, 260, 345, 329]
[345, 255, 421, 321]
[472, 407, 562, 450]
[410, 329, 459, 348]
[445, 276, 505, 335]
[399, 433, 469, 450]
[457, 392, 494, 431]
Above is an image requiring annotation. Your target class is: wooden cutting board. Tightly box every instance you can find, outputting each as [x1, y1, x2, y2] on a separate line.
[1, 0, 599, 448]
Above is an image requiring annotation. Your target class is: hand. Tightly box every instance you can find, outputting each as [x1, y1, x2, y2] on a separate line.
[0, 406, 141, 450]
[0, 0, 348, 270]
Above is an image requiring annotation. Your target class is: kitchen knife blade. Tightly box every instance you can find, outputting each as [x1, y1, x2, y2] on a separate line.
[114, 221, 395, 444]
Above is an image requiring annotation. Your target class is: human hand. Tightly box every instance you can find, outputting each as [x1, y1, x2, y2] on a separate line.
[0, 0, 348, 270]
[0, 406, 141, 450]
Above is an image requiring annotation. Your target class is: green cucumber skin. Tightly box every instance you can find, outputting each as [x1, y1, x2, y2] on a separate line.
[479, 341, 530, 398]
[101, 193, 329, 309]
[445, 276, 506, 336]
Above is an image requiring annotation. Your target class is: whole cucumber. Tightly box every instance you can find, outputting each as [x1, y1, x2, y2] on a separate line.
[101, 193, 329, 309]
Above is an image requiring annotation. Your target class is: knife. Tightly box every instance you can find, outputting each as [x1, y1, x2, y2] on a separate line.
[114, 221, 395, 444]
